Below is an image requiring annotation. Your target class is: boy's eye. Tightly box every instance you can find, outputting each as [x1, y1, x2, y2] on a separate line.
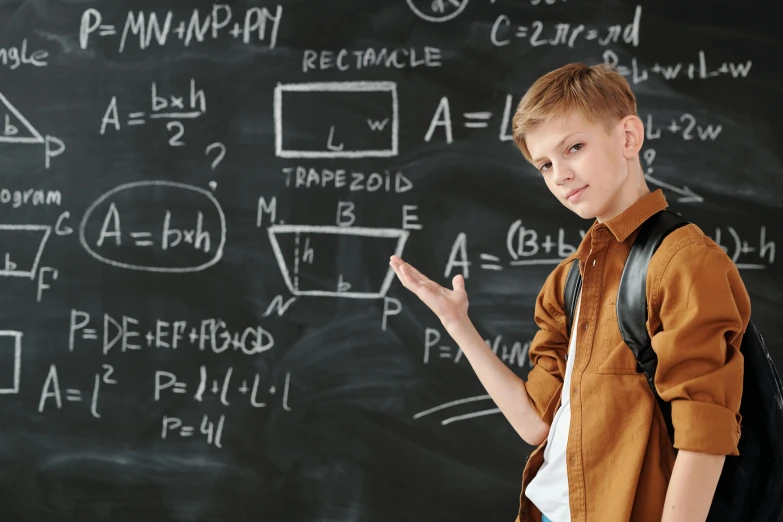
[539, 144, 583, 172]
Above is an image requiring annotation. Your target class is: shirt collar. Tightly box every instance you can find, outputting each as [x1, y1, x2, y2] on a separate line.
[601, 189, 669, 242]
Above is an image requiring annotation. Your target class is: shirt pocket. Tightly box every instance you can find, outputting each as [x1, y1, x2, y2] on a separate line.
[595, 338, 642, 374]
[594, 303, 641, 374]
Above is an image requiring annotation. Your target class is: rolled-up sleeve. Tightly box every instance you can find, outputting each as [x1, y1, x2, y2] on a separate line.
[649, 240, 750, 456]
[526, 267, 569, 427]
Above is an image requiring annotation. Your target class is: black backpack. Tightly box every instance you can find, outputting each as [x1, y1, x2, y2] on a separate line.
[563, 209, 783, 522]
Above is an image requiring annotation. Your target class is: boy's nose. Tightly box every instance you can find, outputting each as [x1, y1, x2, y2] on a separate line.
[554, 167, 574, 185]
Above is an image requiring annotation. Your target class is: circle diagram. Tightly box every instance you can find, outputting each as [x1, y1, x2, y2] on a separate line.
[406, 0, 470, 22]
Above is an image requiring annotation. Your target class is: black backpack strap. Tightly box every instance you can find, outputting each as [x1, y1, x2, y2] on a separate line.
[564, 259, 582, 337]
[618, 209, 689, 446]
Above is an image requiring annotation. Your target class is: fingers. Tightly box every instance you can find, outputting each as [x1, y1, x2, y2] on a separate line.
[389, 256, 406, 282]
[390, 256, 430, 283]
[400, 263, 423, 287]
[389, 257, 412, 287]
[452, 274, 465, 291]
[389, 256, 447, 298]
[402, 262, 430, 282]
[389, 255, 408, 278]
[390, 257, 448, 315]
[389, 257, 425, 290]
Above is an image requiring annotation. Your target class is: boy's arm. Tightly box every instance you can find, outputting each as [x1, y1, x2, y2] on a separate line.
[446, 266, 568, 447]
[661, 449, 725, 522]
[521, 266, 570, 442]
[446, 321, 550, 446]
[649, 239, 750, 520]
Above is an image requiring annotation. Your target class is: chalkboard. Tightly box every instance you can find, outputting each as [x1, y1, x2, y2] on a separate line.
[1, 0, 781, 520]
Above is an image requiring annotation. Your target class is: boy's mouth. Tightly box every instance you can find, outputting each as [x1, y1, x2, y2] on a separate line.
[566, 186, 588, 201]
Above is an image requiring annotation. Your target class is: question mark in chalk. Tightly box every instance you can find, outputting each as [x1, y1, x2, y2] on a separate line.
[205, 142, 226, 190]
[643, 149, 656, 174]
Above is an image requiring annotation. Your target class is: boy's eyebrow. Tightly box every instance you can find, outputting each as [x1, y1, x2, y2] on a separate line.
[530, 132, 579, 164]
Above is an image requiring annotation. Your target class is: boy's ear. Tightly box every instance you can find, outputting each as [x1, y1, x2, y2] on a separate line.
[621, 115, 644, 159]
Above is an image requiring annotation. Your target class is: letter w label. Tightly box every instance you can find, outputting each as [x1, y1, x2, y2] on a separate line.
[367, 118, 389, 131]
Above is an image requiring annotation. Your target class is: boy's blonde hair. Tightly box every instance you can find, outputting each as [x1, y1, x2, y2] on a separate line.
[512, 62, 638, 162]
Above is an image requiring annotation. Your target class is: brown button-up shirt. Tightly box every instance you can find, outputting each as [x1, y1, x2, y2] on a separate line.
[516, 189, 750, 522]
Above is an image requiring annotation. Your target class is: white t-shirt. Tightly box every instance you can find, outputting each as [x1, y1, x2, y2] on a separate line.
[524, 291, 581, 522]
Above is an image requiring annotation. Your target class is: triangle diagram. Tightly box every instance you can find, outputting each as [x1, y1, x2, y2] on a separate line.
[0, 91, 44, 144]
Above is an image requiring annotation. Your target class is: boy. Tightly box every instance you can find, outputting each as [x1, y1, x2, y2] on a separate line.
[389, 62, 749, 522]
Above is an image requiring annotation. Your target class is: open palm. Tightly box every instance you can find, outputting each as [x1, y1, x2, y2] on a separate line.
[389, 255, 468, 328]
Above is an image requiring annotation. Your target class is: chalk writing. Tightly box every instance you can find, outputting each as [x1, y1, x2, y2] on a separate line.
[155, 367, 291, 410]
[406, 0, 470, 23]
[442, 221, 775, 277]
[100, 79, 207, 149]
[491, 5, 641, 48]
[302, 47, 442, 72]
[0, 39, 49, 69]
[69, 311, 275, 356]
[79, 181, 226, 272]
[425, 94, 522, 144]
[0, 91, 65, 168]
[645, 114, 722, 142]
[38, 363, 118, 418]
[275, 82, 399, 159]
[413, 394, 501, 425]
[0, 225, 52, 280]
[0, 331, 22, 394]
[79, 5, 282, 52]
[711, 226, 775, 269]
[0, 188, 62, 208]
[603, 49, 752, 84]
[267, 225, 410, 298]
[282, 167, 414, 193]
[424, 327, 531, 369]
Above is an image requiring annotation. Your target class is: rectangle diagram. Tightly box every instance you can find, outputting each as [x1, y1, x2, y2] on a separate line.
[274, 82, 399, 159]
[0, 331, 22, 394]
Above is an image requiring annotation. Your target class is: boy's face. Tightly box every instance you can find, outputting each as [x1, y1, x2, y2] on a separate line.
[525, 111, 638, 222]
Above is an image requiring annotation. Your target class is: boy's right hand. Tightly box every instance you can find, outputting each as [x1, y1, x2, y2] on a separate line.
[389, 255, 469, 330]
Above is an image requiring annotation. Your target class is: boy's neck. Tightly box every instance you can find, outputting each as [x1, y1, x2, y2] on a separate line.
[595, 162, 650, 223]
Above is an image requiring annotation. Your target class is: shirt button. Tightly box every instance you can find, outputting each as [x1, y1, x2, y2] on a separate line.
[584, 322, 588, 331]
[564, 353, 569, 361]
